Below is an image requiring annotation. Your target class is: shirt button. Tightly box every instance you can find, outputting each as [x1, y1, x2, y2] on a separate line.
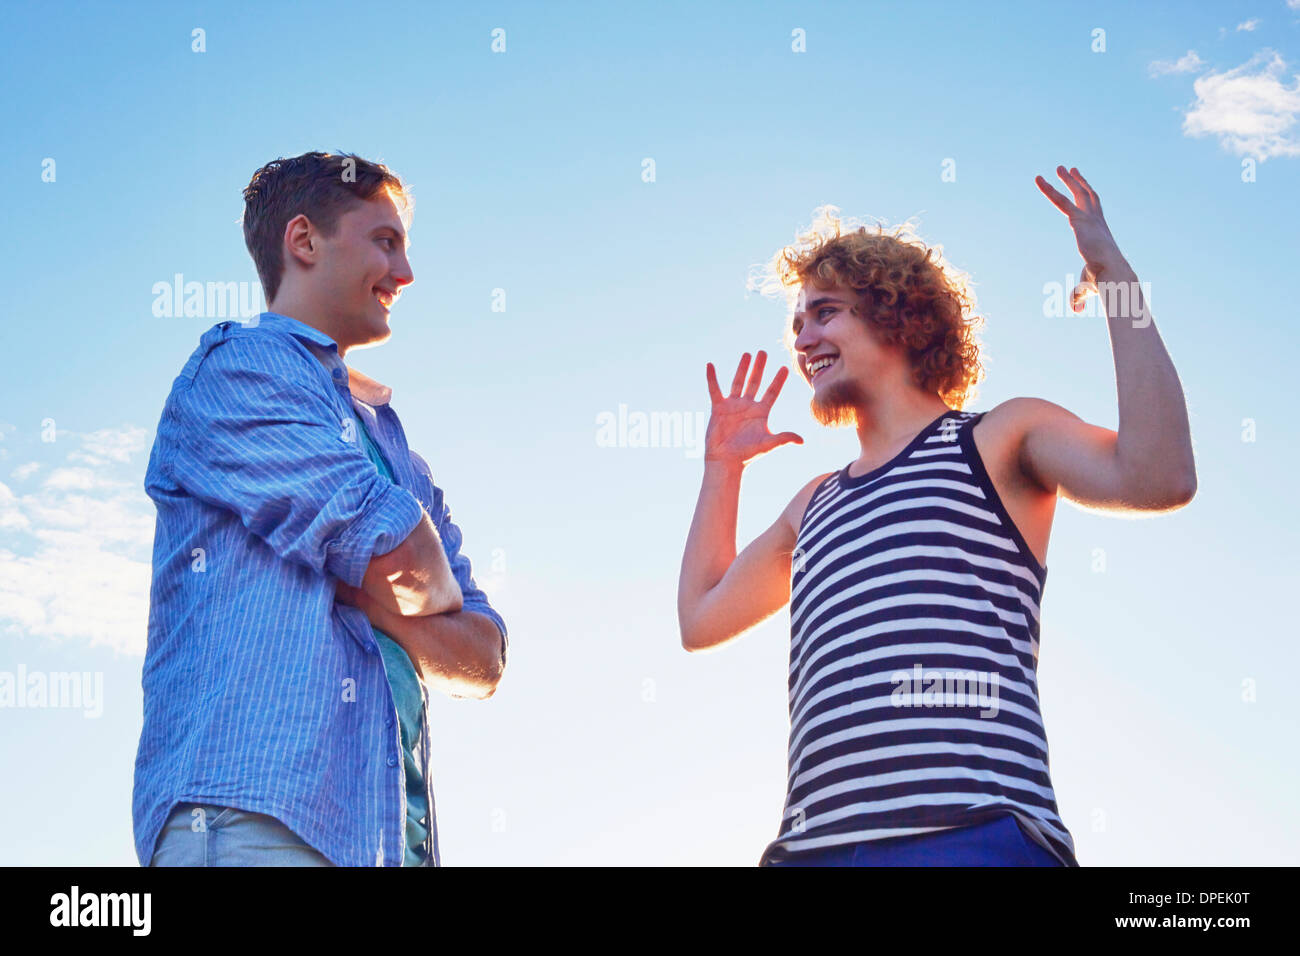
[387, 755, 399, 767]
[385, 715, 394, 728]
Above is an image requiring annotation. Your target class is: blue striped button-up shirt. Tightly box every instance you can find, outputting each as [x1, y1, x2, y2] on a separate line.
[134, 311, 507, 867]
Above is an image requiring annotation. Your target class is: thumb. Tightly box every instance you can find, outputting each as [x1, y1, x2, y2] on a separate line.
[1069, 281, 1096, 313]
[774, 432, 804, 447]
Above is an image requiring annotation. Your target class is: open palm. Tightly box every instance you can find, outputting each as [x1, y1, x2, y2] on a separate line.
[704, 351, 803, 465]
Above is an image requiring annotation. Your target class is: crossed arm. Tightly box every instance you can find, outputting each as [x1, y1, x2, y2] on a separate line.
[344, 512, 504, 700]
[168, 337, 504, 698]
[339, 572, 504, 700]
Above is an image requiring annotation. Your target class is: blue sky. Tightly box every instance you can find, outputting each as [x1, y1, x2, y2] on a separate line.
[1, 0, 1297, 865]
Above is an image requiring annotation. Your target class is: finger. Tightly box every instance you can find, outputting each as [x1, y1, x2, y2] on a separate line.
[1056, 165, 1091, 211]
[730, 353, 751, 397]
[1070, 281, 1096, 312]
[1069, 166, 1094, 194]
[706, 362, 723, 404]
[1035, 175, 1077, 217]
[1070, 167, 1102, 210]
[760, 364, 790, 406]
[767, 431, 804, 450]
[744, 350, 768, 400]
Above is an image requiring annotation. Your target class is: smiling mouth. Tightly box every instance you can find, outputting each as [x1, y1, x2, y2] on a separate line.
[808, 356, 839, 381]
[373, 288, 395, 310]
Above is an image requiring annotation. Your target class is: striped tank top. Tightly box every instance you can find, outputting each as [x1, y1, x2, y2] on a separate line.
[759, 409, 1078, 866]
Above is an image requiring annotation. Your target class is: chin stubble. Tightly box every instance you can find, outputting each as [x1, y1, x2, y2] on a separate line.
[810, 379, 865, 427]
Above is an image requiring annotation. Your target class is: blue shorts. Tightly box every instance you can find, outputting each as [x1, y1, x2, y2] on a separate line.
[766, 813, 1063, 867]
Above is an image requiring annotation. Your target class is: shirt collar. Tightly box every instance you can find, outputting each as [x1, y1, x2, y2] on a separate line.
[249, 311, 393, 406]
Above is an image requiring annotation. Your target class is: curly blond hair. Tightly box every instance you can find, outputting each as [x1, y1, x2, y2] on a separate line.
[751, 206, 985, 410]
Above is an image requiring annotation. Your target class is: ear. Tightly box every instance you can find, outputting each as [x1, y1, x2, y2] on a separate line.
[282, 213, 319, 268]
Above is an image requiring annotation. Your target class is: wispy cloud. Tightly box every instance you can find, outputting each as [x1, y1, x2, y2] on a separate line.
[68, 425, 149, 467]
[1236, 19, 1260, 32]
[1149, 50, 1205, 77]
[1183, 49, 1300, 160]
[0, 425, 153, 655]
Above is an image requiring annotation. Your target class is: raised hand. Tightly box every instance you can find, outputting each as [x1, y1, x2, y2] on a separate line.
[704, 350, 803, 467]
[1035, 165, 1126, 312]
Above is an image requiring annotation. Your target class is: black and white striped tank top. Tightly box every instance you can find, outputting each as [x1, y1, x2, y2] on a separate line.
[759, 409, 1078, 866]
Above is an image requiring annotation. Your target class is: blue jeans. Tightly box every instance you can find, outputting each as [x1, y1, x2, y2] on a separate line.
[149, 802, 335, 867]
[767, 814, 1063, 866]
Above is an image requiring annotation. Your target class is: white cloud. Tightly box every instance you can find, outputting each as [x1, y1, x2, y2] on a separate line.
[0, 426, 154, 655]
[1149, 50, 1205, 77]
[1236, 19, 1260, 31]
[67, 425, 149, 467]
[43, 467, 103, 492]
[0, 483, 30, 532]
[9, 462, 39, 481]
[1183, 49, 1300, 160]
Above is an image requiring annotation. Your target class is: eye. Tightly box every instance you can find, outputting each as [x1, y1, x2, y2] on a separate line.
[378, 236, 394, 249]
[817, 306, 837, 319]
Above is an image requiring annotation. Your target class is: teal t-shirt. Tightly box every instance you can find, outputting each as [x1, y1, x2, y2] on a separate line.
[351, 410, 430, 867]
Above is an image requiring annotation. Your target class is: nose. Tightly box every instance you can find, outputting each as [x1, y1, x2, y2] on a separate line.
[793, 321, 819, 356]
[391, 250, 414, 288]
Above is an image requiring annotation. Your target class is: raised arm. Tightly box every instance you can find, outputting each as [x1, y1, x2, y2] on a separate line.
[678, 351, 811, 651]
[1015, 166, 1197, 512]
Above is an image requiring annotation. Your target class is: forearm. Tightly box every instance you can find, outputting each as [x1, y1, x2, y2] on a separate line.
[1095, 255, 1197, 496]
[677, 460, 743, 631]
[367, 602, 504, 699]
[363, 511, 463, 616]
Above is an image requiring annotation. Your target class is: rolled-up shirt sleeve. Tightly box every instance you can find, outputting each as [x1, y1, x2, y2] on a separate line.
[164, 336, 424, 588]
[427, 479, 508, 666]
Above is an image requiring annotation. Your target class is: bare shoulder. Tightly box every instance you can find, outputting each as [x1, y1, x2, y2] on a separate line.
[978, 397, 1080, 459]
[980, 396, 1082, 433]
[780, 471, 837, 536]
[975, 397, 1096, 499]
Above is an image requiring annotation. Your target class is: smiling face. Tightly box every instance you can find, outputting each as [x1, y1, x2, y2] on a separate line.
[308, 189, 413, 352]
[791, 282, 903, 427]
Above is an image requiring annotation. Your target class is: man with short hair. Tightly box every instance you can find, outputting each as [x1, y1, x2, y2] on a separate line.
[135, 151, 506, 867]
[677, 166, 1196, 866]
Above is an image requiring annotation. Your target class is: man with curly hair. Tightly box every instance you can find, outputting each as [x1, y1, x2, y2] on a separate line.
[677, 166, 1196, 866]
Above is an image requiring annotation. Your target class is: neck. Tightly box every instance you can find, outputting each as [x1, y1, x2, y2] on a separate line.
[852, 388, 951, 467]
[267, 293, 351, 356]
